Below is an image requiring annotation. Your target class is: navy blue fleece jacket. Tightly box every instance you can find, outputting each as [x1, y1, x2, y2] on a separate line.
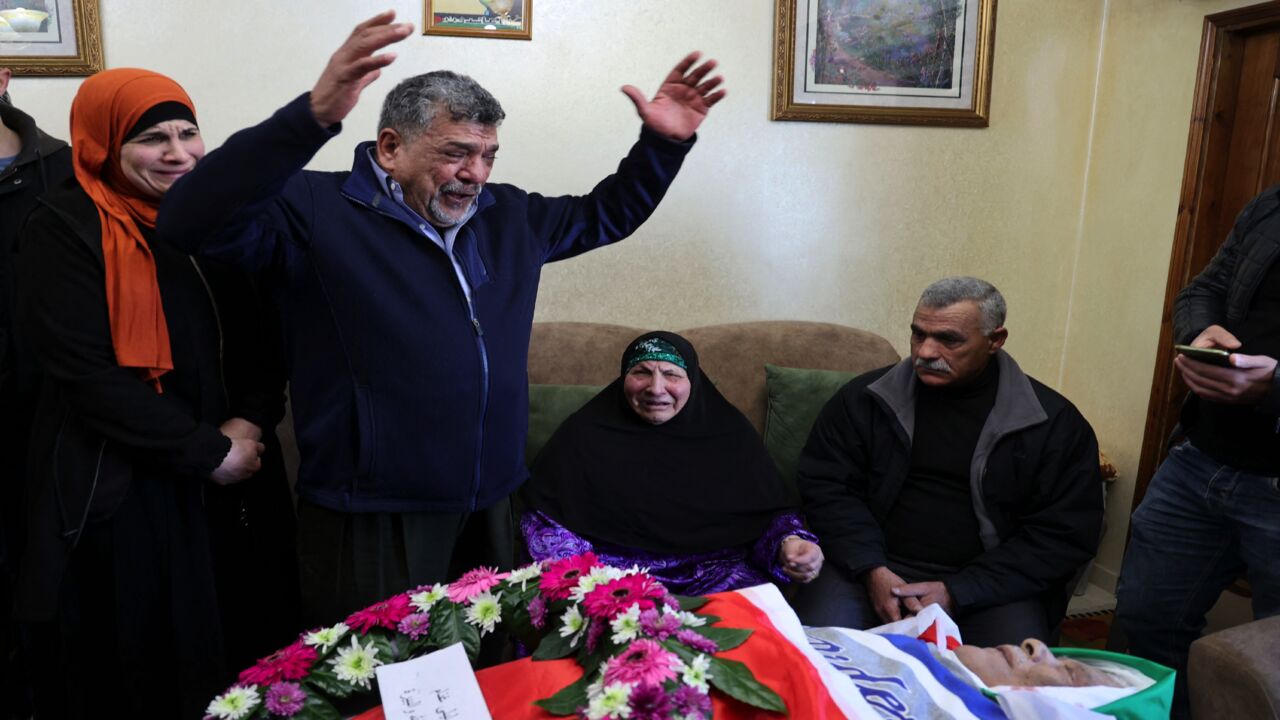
[158, 93, 692, 512]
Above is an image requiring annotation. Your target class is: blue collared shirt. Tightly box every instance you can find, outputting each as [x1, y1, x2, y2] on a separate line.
[367, 148, 476, 302]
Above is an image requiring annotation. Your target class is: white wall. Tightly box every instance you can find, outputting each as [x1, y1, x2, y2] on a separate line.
[9, 0, 1260, 587]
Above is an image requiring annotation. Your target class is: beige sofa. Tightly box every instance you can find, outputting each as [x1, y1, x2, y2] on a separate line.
[1189, 614, 1280, 719]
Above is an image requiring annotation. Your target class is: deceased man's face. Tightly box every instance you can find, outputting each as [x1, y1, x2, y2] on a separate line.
[954, 638, 1119, 688]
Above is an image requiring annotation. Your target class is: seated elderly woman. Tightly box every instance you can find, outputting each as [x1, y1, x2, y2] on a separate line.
[521, 331, 824, 594]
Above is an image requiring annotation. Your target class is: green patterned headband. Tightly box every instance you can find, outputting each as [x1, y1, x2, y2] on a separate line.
[623, 337, 688, 372]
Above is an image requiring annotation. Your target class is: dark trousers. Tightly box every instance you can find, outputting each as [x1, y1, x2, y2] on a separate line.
[792, 559, 1050, 647]
[297, 496, 515, 628]
[1116, 442, 1280, 720]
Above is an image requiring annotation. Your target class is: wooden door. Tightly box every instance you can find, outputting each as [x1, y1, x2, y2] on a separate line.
[1136, 2, 1280, 514]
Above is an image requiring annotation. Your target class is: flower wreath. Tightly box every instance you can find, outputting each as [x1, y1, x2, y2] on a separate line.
[206, 552, 786, 719]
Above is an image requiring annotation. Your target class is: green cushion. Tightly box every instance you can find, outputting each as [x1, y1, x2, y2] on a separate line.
[763, 364, 858, 486]
[526, 383, 603, 464]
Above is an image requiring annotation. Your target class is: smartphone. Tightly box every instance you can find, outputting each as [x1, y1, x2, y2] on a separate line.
[1174, 344, 1233, 367]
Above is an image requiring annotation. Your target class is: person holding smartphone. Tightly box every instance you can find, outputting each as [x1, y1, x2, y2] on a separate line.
[1116, 184, 1280, 719]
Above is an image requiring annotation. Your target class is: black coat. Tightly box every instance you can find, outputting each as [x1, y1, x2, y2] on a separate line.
[797, 353, 1103, 621]
[1174, 182, 1280, 416]
[14, 178, 296, 716]
[0, 103, 71, 555]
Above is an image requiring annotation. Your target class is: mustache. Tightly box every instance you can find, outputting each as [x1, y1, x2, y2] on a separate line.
[440, 181, 482, 195]
[914, 357, 952, 373]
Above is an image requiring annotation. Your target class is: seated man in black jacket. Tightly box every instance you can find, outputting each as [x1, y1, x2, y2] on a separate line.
[793, 277, 1104, 646]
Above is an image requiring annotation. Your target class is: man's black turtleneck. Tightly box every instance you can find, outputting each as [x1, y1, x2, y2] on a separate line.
[883, 358, 999, 566]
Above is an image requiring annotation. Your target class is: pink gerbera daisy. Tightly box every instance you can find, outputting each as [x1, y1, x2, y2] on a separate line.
[345, 593, 414, 634]
[538, 552, 600, 601]
[602, 639, 679, 686]
[447, 566, 509, 603]
[582, 574, 666, 620]
[238, 640, 318, 685]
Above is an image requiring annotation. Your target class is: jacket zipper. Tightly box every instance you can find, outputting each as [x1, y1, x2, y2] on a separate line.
[345, 191, 492, 511]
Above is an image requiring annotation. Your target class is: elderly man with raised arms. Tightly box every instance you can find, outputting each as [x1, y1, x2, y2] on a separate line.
[794, 277, 1104, 646]
[159, 11, 725, 624]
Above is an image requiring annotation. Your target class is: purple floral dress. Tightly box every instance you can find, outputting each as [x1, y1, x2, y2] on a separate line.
[521, 510, 818, 595]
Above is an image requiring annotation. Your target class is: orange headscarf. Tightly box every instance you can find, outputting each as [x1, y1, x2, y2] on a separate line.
[69, 68, 197, 392]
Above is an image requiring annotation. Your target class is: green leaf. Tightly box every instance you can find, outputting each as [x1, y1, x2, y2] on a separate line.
[693, 626, 752, 652]
[707, 656, 787, 713]
[672, 594, 709, 611]
[306, 667, 355, 699]
[533, 673, 592, 716]
[532, 627, 576, 660]
[427, 603, 481, 662]
[292, 693, 342, 720]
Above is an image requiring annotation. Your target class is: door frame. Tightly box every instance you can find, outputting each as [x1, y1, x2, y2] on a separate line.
[1135, 1, 1280, 512]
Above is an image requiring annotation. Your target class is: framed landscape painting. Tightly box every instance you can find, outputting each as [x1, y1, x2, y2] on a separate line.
[772, 0, 996, 127]
[425, 0, 531, 41]
[0, 0, 102, 75]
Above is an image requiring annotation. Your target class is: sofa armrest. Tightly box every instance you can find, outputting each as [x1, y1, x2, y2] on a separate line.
[1188, 614, 1280, 719]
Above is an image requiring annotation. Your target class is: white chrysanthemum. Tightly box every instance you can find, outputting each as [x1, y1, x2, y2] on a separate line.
[409, 583, 448, 613]
[464, 591, 502, 635]
[585, 681, 634, 720]
[303, 622, 350, 652]
[505, 562, 543, 590]
[610, 603, 642, 644]
[678, 610, 707, 627]
[682, 653, 712, 692]
[559, 604, 586, 644]
[206, 684, 260, 720]
[330, 635, 383, 689]
[571, 565, 622, 601]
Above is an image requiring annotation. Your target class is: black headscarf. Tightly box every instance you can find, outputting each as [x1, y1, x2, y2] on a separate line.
[523, 331, 795, 554]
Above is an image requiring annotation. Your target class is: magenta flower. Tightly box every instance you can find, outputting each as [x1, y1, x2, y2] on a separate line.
[264, 682, 306, 716]
[238, 640, 318, 685]
[539, 553, 599, 601]
[397, 612, 432, 640]
[639, 608, 682, 640]
[346, 593, 414, 634]
[671, 685, 712, 719]
[628, 682, 673, 720]
[583, 575, 666, 620]
[447, 566, 509, 603]
[528, 594, 547, 629]
[602, 639, 678, 687]
[676, 629, 718, 654]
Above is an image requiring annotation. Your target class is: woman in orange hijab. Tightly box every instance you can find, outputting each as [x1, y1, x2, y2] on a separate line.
[14, 69, 298, 718]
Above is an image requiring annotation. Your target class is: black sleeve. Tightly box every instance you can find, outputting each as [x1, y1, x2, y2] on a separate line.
[17, 206, 231, 477]
[1172, 191, 1279, 343]
[796, 382, 889, 577]
[214, 267, 287, 432]
[943, 408, 1104, 612]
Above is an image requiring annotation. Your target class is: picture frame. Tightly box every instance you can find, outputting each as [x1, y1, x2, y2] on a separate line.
[0, 0, 102, 76]
[424, 0, 531, 41]
[772, 0, 997, 127]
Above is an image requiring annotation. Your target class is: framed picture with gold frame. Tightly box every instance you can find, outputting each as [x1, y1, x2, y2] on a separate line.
[0, 0, 102, 76]
[424, 0, 531, 41]
[772, 0, 996, 127]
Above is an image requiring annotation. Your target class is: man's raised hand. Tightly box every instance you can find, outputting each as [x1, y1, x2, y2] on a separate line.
[311, 10, 414, 128]
[622, 52, 726, 142]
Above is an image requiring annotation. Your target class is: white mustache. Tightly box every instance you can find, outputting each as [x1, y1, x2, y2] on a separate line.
[914, 357, 952, 373]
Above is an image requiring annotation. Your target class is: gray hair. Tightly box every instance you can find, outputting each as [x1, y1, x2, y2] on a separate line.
[377, 71, 505, 142]
[918, 276, 1007, 335]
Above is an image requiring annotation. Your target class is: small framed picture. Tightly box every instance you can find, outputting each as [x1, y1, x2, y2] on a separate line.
[0, 0, 103, 76]
[424, 0, 531, 41]
[772, 0, 997, 127]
